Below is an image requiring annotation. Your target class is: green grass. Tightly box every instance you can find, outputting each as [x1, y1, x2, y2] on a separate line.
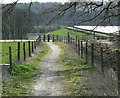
[51, 28, 94, 40]
[2, 42, 50, 96]
[54, 42, 94, 96]
[95, 32, 108, 37]
[1, 41, 33, 63]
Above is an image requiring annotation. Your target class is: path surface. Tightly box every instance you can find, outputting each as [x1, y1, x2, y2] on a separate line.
[31, 42, 64, 96]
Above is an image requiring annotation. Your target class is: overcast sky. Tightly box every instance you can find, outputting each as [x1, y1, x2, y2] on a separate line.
[2, 0, 69, 4]
[2, 0, 117, 4]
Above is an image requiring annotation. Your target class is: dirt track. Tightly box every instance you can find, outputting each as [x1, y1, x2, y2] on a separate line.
[31, 42, 64, 96]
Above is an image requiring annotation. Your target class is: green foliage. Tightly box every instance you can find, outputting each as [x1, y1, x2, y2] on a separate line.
[12, 64, 35, 76]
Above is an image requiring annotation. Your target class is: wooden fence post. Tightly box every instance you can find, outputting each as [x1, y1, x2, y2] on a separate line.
[78, 40, 80, 55]
[38, 35, 41, 42]
[85, 41, 88, 63]
[91, 43, 94, 66]
[32, 41, 34, 53]
[57, 35, 58, 41]
[76, 35, 78, 52]
[47, 34, 50, 42]
[9, 46, 12, 73]
[81, 41, 83, 58]
[53, 34, 54, 42]
[34, 41, 36, 50]
[18, 42, 20, 61]
[28, 41, 31, 57]
[68, 32, 70, 43]
[43, 34, 46, 42]
[23, 42, 26, 61]
[100, 46, 104, 73]
[116, 50, 120, 96]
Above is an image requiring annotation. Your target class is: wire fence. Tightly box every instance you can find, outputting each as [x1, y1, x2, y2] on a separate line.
[44, 33, 120, 79]
[2, 33, 119, 81]
[1, 36, 41, 73]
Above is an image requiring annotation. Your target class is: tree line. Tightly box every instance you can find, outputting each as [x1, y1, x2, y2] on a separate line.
[2, 1, 120, 39]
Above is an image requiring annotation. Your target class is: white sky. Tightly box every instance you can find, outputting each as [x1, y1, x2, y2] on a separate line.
[2, 0, 117, 4]
[2, 0, 69, 4]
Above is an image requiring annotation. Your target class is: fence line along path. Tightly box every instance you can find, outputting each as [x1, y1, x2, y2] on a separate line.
[1, 36, 41, 75]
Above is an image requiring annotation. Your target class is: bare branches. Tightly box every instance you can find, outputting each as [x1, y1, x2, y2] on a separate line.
[3, 0, 19, 15]
[43, 1, 119, 26]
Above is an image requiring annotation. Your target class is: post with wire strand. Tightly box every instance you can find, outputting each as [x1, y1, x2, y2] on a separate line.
[56, 35, 58, 41]
[91, 43, 94, 66]
[116, 50, 120, 96]
[78, 40, 80, 55]
[76, 35, 78, 52]
[32, 41, 34, 53]
[85, 41, 88, 63]
[9, 46, 12, 73]
[53, 34, 54, 42]
[28, 41, 31, 57]
[34, 41, 36, 50]
[39, 35, 41, 42]
[68, 32, 70, 43]
[18, 42, 20, 61]
[43, 34, 46, 42]
[81, 41, 83, 58]
[23, 42, 26, 61]
[100, 46, 104, 73]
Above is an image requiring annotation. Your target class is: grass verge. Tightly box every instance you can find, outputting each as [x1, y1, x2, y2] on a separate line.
[2, 42, 50, 96]
[54, 42, 94, 96]
[51, 28, 93, 40]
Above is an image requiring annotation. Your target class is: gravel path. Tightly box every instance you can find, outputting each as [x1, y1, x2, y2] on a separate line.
[31, 42, 64, 96]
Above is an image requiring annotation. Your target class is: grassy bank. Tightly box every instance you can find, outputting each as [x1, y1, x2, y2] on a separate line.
[54, 42, 94, 96]
[2, 42, 50, 96]
[51, 28, 93, 40]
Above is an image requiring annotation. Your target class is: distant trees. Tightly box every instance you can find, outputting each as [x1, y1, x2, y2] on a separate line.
[2, 1, 120, 39]
[2, 4, 34, 39]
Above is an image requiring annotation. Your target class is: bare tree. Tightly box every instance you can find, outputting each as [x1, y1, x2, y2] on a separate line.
[2, 1, 35, 39]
